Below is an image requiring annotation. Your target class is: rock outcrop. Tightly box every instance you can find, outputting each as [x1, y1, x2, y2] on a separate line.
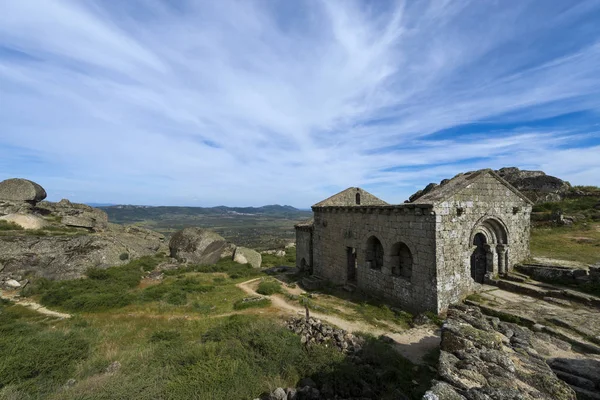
[423, 305, 576, 400]
[0, 223, 166, 281]
[495, 167, 571, 203]
[37, 199, 108, 231]
[408, 168, 572, 204]
[0, 178, 167, 281]
[233, 246, 262, 268]
[169, 227, 227, 264]
[0, 178, 47, 203]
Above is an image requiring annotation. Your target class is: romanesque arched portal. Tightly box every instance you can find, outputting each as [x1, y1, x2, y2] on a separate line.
[470, 218, 509, 282]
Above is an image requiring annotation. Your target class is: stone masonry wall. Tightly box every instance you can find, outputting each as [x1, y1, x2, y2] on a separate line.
[434, 173, 532, 311]
[295, 227, 313, 271]
[312, 205, 438, 313]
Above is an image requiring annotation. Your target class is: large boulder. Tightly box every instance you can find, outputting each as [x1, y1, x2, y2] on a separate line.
[233, 246, 262, 268]
[0, 178, 47, 203]
[0, 214, 48, 230]
[169, 227, 227, 265]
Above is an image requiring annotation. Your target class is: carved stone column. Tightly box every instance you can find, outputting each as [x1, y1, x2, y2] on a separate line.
[484, 243, 497, 276]
[496, 245, 508, 275]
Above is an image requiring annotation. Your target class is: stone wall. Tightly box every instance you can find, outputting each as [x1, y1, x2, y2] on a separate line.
[433, 173, 532, 311]
[311, 205, 438, 313]
[295, 226, 313, 271]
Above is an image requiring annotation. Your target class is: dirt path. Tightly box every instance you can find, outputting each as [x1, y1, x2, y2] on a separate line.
[236, 278, 439, 364]
[0, 290, 71, 319]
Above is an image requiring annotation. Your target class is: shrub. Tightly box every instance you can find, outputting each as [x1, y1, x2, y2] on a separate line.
[119, 252, 130, 261]
[0, 220, 23, 231]
[165, 291, 187, 305]
[150, 330, 181, 343]
[256, 280, 282, 296]
[36, 256, 164, 312]
[192, 301, 214, 313]
[0, 301, 90, 397]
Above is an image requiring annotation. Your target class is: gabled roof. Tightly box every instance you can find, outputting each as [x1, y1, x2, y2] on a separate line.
[410, 169, 534, 205]
[312, 187, 388, 208]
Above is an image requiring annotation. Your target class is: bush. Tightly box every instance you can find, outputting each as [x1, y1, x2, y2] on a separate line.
[119, 252, 130, 261]
[0, 220, 23, 231]
[256, 280, 282, 296]
[165, 291, 187, 305]
[150, 330, 181, 343]
[36, 256, 164, 312]
[0, 301, 90, 397]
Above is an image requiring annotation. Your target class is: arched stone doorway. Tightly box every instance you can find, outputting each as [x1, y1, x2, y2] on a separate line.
[391, 242, 413, 279]
[470, 218, 509, 283]
[366, 236, 384, 270]
[471, 233, 488, 283]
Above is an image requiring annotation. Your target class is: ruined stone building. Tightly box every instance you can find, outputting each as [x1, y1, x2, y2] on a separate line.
[295, 169, 533, 314]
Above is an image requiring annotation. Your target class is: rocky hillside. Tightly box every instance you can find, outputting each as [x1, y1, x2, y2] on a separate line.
[409, 167, 597, 205]
[423, 305, 595, 400]
[0, 178, 167, 284]
[495, 167, 572, 203]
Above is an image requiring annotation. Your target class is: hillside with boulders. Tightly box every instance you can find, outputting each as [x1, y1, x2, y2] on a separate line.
[0, 178, 267, 288]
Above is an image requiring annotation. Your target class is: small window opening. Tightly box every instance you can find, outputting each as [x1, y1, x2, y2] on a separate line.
[356, 193, 361, 205]
[457, 207, 464, 216]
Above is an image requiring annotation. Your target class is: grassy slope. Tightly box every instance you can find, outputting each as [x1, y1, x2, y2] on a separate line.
[1, 253, 432, 400]
[530, 222, 600, 265]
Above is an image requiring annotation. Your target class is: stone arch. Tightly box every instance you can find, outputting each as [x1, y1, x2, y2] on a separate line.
[366, 235, 384, 270]
[390, 241, 413, 279]
[470, 216, 508, 245]
[470, 216, 510, 281]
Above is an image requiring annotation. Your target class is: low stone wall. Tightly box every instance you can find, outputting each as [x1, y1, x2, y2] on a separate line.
[517, 263, 600, 284]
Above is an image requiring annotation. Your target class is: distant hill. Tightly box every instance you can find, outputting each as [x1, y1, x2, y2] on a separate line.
[99, 204, 312, 250]
[100, 204, 309, 223]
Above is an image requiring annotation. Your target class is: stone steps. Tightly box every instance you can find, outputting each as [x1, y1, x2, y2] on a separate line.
[494, 278, 600, 309]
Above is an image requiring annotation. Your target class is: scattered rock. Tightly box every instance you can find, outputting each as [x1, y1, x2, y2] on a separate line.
[169, 227, 227, 264]
[4, 279, 21, 288]
[0, 178, 47, 203]
[285, 316, 364, 354]
[233, 246, 262, 268]
[275, 250, 286, 257]
[105, 361, 121, 374]
[269, 387, 287, 400]
[0, 213, 48, 230]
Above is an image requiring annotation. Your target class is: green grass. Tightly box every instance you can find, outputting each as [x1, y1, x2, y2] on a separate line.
[530, 223, 600, 265]
[0, 220, 23, 231]
[0, 252, 434, 399]
[233, 297, 271, 310]
[164, 257, 263, 280]
[354, 303, 413, 328]
[23, 255, 164, 312]
[256, 279, 282, 295]
[0, 301, 91, 397]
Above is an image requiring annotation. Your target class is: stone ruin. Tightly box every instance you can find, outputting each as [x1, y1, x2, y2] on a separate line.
[296, 169, 533, 314]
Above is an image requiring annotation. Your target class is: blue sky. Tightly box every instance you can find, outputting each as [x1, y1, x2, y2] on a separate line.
[1, 0, 599, 207]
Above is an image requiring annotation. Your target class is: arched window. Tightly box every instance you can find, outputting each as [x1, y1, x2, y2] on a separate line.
[366, 236, 384, 270]
[355, 192, 361, 205]
[391, 242, 413, 279]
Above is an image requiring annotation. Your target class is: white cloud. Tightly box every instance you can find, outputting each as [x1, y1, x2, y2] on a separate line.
[0, 0, 599, 206]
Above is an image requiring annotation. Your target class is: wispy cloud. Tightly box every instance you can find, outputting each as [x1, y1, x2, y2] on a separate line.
[1, 0, 599, 206]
